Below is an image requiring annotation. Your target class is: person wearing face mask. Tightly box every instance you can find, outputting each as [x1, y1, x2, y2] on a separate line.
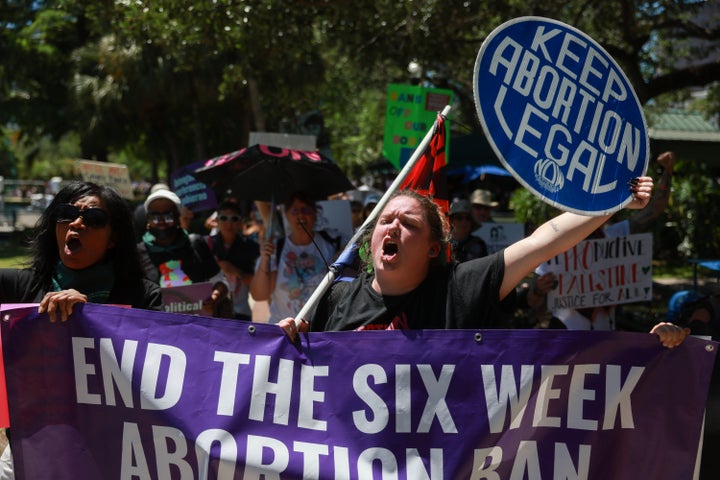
[249, 191, 339, 324]
[137, 189, 231, 317]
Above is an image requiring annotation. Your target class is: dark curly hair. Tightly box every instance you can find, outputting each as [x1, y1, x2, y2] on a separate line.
[29, 181, 144, 290]
[283, 191, 318, 211]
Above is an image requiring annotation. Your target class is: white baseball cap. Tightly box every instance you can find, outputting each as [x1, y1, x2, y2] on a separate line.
[144, 189, 182, 212]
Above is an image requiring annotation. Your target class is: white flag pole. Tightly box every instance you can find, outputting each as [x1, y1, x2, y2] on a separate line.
[294, 104, 452, 326]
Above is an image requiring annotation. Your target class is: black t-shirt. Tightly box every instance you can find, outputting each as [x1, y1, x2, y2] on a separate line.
[0, 268, 162, 310]
[138, 232, 220, 285]
[453, 235, 488, 263]
[310, 250, 512, 331]
[206, 233, 260, 275]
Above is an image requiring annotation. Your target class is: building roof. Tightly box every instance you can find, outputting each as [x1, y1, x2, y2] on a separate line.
[647, 109, 720, 142]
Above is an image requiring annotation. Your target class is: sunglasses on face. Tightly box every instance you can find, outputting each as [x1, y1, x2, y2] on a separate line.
[147, 212, 178, 225]
[55, 203, 110, 229]
[452, 214, 472, 222]
[218, 214, 241, 222]
[289, 207, 315, 216]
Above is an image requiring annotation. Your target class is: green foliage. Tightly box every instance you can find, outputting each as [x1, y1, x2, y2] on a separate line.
[2, 0, 720, 192]
[0, 243, 31, 269]
[0, 131, 17, 177]
[510, 159, 720, 262]
[509, 188, 559, 232]
[670, 161, 720, 259]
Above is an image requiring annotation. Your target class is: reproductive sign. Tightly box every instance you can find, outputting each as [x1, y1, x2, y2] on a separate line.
[474, 17, 648, 215]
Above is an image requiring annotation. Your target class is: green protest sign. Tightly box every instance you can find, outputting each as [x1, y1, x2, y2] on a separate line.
[382, 84, 453, 169]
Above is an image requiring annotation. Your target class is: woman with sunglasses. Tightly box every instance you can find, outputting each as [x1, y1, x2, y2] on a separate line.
[250, 191, 339, 324]
[205, 200, 260, 321]
[0, 181, 164, 478]
[0, 181, 162, 322]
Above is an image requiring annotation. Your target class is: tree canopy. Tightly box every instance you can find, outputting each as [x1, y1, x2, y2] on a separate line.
[1, 0, 719, 181]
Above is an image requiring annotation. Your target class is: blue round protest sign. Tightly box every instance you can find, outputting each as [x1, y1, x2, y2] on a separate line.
[474, 17, 649, 215]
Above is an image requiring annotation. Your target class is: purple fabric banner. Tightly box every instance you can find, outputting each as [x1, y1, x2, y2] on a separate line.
[1, 304, 716, 479]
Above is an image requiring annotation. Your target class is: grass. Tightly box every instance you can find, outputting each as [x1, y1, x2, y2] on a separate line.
[0, 241, 31, 269]
[652, 260, 695, 279]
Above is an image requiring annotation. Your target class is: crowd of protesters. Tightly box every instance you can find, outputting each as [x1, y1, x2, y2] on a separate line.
[2, 146, 715, 478]
[2, 149, 698, 338]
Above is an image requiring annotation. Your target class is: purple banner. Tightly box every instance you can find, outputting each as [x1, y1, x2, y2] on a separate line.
[1, 304, 716, 479]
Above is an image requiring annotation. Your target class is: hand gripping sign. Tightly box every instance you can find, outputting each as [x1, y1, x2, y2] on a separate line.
[474, 17, 649, 215]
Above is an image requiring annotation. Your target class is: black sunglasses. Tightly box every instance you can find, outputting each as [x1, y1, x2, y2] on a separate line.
[218, 214, 241, 222]
[55, 203, 109, 229]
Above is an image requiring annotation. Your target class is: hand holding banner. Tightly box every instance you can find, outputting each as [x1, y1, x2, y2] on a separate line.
[0, 304, 716, 479]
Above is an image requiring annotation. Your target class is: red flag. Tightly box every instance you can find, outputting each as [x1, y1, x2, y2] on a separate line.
[399, 113, 451, 262]
[399, 113, 449, 215]
[331, 112, 450, 279]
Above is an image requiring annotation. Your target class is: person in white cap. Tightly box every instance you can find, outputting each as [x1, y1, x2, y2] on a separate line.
[137, 189, 232, 317]
[132, 182, 196, 242]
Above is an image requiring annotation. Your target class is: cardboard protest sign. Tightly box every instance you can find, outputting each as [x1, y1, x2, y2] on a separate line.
[279, 199, 353, 246]
[316, 199, 353, 241]
[538, 233, 653, 310]
[474, 17, 649, 215]
[161, 282, 214, 316]
[474, 222, 525, 254]
[383, 84, 453, 169]
[248, 132, 316, 151]
[0, 304, 715, 479]
[76, 160, 133, 199]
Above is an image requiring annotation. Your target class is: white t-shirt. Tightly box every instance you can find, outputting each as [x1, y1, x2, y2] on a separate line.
[603, 219, 630, 238]
[262, 234, 337, 324]
[226, 272, 252, 317]
[553, 306, 615, 331]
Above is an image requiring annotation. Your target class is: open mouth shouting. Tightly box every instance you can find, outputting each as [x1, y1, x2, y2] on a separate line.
[64, 233, 82, 256]
[381, 237, 399, 263]
[57, 222, 112, 270]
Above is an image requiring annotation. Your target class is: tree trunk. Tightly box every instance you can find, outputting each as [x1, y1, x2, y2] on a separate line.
[247, 77, 265, 132]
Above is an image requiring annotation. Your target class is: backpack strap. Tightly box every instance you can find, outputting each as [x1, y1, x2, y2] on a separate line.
[275, 232, 341, 268]
[275, 236, 285, 268]
[318, 230, 342, 252]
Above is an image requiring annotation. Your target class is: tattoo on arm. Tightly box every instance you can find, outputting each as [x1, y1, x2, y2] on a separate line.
[550, 221, 560, 232]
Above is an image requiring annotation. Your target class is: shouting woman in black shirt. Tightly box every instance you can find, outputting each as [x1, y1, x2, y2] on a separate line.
[278, 180, 687, 348]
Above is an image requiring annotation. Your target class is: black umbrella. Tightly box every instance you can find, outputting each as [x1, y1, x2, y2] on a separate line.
[194, 145, 355, 202]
